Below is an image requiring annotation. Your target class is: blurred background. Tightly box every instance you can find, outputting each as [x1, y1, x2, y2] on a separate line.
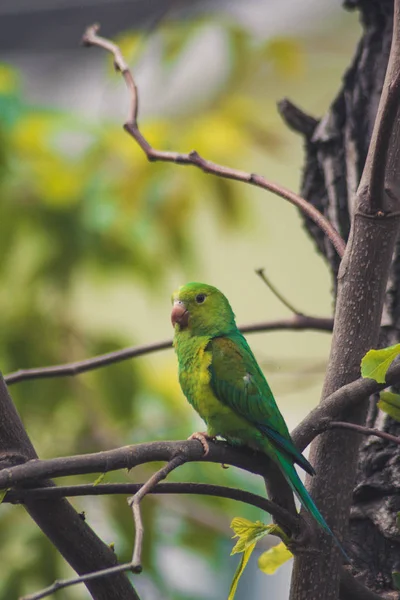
[0, 1, 359, 598]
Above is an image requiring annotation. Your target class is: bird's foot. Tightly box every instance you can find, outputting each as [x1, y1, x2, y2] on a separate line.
[187, 431, 215, 456]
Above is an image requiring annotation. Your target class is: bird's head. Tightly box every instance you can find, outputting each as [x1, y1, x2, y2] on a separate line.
[171, 282, 236, 337]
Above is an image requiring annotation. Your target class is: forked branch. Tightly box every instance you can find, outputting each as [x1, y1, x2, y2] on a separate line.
[81, 24, 346, 258]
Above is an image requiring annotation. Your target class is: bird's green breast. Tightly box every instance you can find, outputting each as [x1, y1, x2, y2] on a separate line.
[174, 332, 261, 445]
[174, 332, 217, 420]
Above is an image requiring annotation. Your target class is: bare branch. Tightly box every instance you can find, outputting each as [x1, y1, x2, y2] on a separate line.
[256, 268, 303, 315]
[326, 421, 400, 446]
[0, 375, 138, 600]
[128, 455, 187, 570]
[81, 24, 346, 258]
[4, 316, 333, 386]
[5, 481, 292, 516]
[0, 439, 300, 532]
[21, 562, 137, 600]
[292, 359, 400, 452]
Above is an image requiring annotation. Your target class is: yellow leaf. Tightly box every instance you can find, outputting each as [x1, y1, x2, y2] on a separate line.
[230, 517, 270, 554]
[258, 542, 293, 575]
[228, 543, 256, 600]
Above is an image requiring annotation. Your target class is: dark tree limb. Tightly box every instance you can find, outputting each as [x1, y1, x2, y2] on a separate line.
[4, 316, 334, 386]
[4, 481, 297, 515]
[81, 24, 346, 258]
[0, 439, 300, 532]
[0, 376, 138, 600]
[289, 1, 400, 599]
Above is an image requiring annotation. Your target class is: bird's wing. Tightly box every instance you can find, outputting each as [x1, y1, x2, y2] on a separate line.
[208, 334, 314, 475]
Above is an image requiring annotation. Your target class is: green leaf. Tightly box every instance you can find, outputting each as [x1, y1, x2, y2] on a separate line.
[230, 517, 270, 554]
[228, 517, 284, 599]
[93, 473, 106, 486]
[258, 541, 293, 574]
[0, 488, 9, 503]
[228, 543, 256, 600]
[361, 344, 400, 383]
[392, 572, 400, 590]
[377, 392, 400, 422]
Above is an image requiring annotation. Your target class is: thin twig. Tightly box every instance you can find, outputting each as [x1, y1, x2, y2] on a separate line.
[81, 24, 346, 258]
[128, 455, 187, 570]
[326, 421, 400, 445]
[20, 562, 137, 600]
[256, 268, 303, 315]
[4, 316, 333, 385]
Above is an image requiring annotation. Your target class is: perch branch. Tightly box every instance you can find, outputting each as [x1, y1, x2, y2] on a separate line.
[4, 316, 333, 385]
[4, 362, 400, 495]
[0, 439, 299, 531]
[81, 24, 345, 258]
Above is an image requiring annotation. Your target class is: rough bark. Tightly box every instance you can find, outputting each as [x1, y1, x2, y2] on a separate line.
[281, 0, 400, 597]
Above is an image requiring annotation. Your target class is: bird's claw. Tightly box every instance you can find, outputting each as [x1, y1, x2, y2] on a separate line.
[188, 431, 215, 456]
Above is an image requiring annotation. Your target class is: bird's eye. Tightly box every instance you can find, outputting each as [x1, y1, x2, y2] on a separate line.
[195, 293, 206, 304]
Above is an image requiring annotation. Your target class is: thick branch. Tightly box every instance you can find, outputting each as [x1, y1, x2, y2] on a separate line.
[4, 316, 333, 385]
[290, 1, 400, 598]
[0, 376, 138, 600]
[81, 24, 345, 258]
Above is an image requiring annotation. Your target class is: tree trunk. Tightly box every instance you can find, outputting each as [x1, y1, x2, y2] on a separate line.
[281, 0, 400, 597]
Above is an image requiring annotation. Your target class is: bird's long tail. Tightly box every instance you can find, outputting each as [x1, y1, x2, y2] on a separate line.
[274, 451, 349, 562]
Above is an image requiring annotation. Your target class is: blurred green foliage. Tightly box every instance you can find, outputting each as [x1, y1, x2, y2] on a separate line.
[0, 15, 304, 600]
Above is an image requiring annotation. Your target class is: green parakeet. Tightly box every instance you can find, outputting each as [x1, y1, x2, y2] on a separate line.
[171, 281, 343, 552]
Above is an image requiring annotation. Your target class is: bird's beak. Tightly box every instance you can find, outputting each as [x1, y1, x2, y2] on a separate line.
[171, 300, 189, 328]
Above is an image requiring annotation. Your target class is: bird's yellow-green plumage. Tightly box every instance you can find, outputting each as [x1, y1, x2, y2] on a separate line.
[171, 282, 345, 555]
